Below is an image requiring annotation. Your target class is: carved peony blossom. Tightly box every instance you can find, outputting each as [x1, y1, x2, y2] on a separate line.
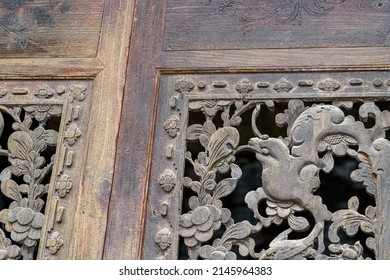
[70, 85, 87, 101]
[64, 124, 82, 145]
[46, 231, 64, 255]
[199, 239, 236, 260]
[56, 174, 73, 198]
[0, 199, 44, 247]
[318, 79, 340, 92]
[235, 78, 254, 94]
[273, 78, 293, 93]
[0, 229, 20, 260]
[164, 115, 180, 137]
[266, 200, 309, 232]
[174, 78, 194, 93]
[158, 169, 176, 192]
[179, 205, 231, 247]
[318, 134, 357, 173]
[155, 228, 172, 250]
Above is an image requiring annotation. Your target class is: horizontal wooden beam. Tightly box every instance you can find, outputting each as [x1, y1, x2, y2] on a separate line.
[0, 58, 104, 79]
[158, 47, 390, 71]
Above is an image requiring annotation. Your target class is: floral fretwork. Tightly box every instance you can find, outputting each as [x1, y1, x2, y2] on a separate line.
[0, 105, 61, 259]
[170, 74, 390, 260]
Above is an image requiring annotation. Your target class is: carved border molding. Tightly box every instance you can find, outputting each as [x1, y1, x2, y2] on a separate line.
[144, 71, 390, 260]
[0, 81, 91, 259]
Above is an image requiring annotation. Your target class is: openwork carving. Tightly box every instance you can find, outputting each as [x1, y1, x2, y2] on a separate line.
[146, 72, 390, 260]
[0, 82, 90, 259]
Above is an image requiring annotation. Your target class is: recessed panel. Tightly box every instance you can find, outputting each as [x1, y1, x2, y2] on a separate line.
[164, 0, 390, 50]
[0, 0, 104, 58]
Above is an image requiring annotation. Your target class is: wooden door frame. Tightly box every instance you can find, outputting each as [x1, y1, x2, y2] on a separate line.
[0, 0, 135, 259]
[104, 0, 390, 259]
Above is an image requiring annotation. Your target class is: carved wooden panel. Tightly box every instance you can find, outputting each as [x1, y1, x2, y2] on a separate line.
[0, 0, 104, 58]
[144, 72, 390, 260]
[164, 0, 390, 50]
[0, 80, 92, 259]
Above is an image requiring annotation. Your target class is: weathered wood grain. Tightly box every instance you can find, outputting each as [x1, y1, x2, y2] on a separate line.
[103, 0, 168, 260]
[0, 58, 103, 79]
[158, 47, 390, 70]
[0, 0, 104, 58]
[164, 0, 390, 51]
[68, 0, 135, 259]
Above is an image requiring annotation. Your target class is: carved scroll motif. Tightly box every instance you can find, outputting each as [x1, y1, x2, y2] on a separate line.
[168, 75, 390, 260]
[0, 83, 88, 260]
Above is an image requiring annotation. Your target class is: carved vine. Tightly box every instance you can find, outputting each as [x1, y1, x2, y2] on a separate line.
[177, 78, 389, 259]
[0, 84, 86, 259]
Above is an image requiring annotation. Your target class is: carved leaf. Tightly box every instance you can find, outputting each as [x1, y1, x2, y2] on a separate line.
[0, 166, 12, 182]
[213, 163, 242, 199]
[350, 153, 376, 195]
[220, 221, 253, 243]
[348, 196, 359, 212]
[329, 208, 374, 243]
[8, 131, 33, 160]
[43, 129, 58, 146]
[0, 112, 4, 138]
[207, 127, 240, 168]
[321, 152, 334, 173]
[359, 103, 390, 134]
[203, 121, 216, 135]
[366, 237, 376, 252]
[1, 179, 22, 202]
[194, 163, 206, 177]
[287, 215, 310, 232]
[187, 124, 205, 141]
[214, 178, 237, 199]
[236, 237, 257, 257]
[275, 99, 305, 137]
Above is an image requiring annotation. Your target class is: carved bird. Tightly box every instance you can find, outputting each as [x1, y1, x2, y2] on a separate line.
[246, 104, 361, 252]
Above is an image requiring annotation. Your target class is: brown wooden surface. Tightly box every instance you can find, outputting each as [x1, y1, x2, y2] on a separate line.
[107, 0, 390, 259]
[164, 0, 390, 51]
[0, 0, 104, 58]
[70, 0, 135, 259]
[103, 0, 168, 260]
[0, 58, 103, 79]
[0, 0, 133, 260]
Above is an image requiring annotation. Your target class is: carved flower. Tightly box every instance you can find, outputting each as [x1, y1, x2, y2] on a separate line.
[273, 78, 293, 93]
[164, 115, 180, 137]
[174, 78, 194, 93]
[235, 78, 254, 94]
[0, 199, 44, 247]
[64, 124, 82, 145]
[70, 85, 87, 101]
[0, 229, 20, 260]
[318, 134, 357, 173]
[158, 169, 176, 192]
[155, 228, 172, 250]
[179, 204, 231, 247]
[318, 79, 340, 92]
[266, 200, 309, 232]
[46, 231, 64, 255]
[329, 241, 364, 260]
[199, 239, 236, 260]
[24, 104, 62, 122]
[189, 100, 231, 117]
[33, 85, 55, 98]
[56, 174, 73, 198]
